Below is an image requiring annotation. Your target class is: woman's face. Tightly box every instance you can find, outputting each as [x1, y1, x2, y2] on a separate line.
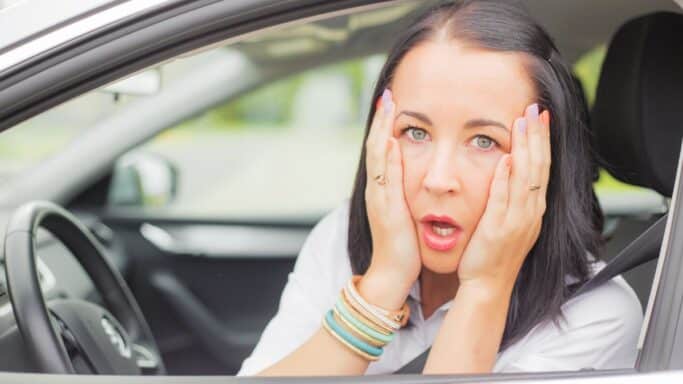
[390, 40, 537, 274]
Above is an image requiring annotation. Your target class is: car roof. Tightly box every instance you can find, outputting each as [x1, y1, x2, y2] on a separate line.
[0, 0, 116, 50]
[0, 0, 172, 72]
[1, 0, 681, 77]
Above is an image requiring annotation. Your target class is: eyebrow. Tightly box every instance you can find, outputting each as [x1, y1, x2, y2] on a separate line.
[463, 118, 509, 133]
[397, 111, 433, 125]
[397, 111, 509, 133]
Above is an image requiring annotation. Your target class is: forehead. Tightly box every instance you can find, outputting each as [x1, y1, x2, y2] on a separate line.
[391, 41, 536, 126]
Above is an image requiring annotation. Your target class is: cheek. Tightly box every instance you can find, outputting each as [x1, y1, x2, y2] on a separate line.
[462, 153, 503, 220]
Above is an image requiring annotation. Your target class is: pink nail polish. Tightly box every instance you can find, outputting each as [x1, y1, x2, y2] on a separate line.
[527, 104, 539, 120]
[518, 118, 527, 133]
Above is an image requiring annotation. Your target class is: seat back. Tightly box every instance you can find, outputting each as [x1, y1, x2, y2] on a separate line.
[590, 12, 683, 305]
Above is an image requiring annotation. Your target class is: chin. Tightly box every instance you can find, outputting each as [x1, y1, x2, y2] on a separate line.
[419, 243, 463, 274]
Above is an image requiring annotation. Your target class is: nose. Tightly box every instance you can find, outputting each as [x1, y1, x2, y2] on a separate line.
[423, 146, 462, 195]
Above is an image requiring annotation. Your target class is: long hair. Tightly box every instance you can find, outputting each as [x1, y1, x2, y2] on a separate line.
[347, 0, 601, 350]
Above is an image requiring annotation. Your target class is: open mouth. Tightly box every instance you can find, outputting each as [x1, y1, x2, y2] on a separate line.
[420, 215, 463, 252]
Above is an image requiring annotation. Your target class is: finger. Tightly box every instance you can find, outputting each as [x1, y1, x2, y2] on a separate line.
[386, 138, 404, 205]
[365, 90, 392, 185]
[539, 110, 552, 211]
[526, 104, 544, 207]
[365, 92, 385, 151]
[539, 110, 552, 198]
[482, 154, 512, 225]
[365, 89, 395, 186]
[508, 115, 530, 216]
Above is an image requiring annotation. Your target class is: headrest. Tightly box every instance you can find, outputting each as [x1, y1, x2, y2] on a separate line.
[592, 12, 683, 197]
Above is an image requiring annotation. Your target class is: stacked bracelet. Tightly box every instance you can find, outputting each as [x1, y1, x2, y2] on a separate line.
[321, 275, 410, 362]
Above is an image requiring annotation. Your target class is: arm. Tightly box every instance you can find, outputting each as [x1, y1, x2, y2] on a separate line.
[256, 266, 412, 376]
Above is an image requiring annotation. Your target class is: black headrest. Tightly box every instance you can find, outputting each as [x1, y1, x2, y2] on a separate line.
[592, 12, 683, 197]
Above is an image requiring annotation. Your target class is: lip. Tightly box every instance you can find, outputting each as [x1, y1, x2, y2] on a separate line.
[419, 214, 462, 252]
[420, 214, 459, 227]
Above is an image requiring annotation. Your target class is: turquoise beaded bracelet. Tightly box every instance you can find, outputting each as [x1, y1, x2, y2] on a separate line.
[325, 310, 383, 357]
[335, 299, 394, 344]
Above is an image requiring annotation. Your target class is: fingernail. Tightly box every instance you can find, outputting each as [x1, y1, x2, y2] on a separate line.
[517, 117, 527, 133]
[382, 89, 394, 116]
[526, 103, 539, 120]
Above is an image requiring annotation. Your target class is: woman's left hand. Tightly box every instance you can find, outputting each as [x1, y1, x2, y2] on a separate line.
[457, 104, 551, 294]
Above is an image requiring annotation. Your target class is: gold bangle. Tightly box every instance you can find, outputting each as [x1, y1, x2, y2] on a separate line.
[341, 289, 394, 335]
[322, 318, 379, 361]
[332, 307, 386, 347]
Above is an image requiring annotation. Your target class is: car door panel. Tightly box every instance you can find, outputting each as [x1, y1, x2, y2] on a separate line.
[99, 215, 312, 374]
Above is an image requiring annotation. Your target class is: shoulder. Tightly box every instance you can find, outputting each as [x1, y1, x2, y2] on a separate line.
[313, 199, 351, 239]
[497, 262, 644, 371]
[300, 199, 350, 265]
[289, 199, 352, 298]
[561, 262, 643, 333]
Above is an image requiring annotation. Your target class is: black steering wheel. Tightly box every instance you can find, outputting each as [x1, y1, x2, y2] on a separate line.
[3, 201, 165, 374]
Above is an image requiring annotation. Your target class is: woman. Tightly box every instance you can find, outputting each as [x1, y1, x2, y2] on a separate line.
[238, 0, 642, 375]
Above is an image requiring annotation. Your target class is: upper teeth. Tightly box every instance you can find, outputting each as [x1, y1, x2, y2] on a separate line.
[432, 224, 455, 237]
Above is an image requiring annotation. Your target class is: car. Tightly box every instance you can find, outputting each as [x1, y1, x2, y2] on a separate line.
[0, 0, 682, 382]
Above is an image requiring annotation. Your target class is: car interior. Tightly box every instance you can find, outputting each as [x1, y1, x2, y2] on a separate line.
[0, 0, 682, 377]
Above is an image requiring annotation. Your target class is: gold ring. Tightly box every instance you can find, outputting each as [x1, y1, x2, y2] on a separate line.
[374, 174, 387, 186]
[529, 185, 541, 191]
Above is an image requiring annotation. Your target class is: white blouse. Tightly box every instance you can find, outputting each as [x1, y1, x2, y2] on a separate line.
[237, 200, 644, 375]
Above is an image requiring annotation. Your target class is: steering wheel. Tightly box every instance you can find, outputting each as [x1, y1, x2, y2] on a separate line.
[3, 201, 165, 374]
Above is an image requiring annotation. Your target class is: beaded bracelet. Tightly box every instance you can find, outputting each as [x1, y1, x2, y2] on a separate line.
[331, 310, 384, 348]
[322, 310, 381, 361]
[340, 288, 394, 335]
[334, 299, 394, 344]
[321, 276, 410, 362]
[346, 276, 410, 330]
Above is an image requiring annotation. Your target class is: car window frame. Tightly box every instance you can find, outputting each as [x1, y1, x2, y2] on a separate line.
[0, 0, 677, 381]
[637, 143, 683, 371]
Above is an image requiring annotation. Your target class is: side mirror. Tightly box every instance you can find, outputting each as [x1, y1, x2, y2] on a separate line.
[108, 152, 179, 207]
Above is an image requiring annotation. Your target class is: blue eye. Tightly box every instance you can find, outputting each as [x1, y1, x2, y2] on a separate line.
[472, 135, 496, 150]
[404, 127, 429, 142]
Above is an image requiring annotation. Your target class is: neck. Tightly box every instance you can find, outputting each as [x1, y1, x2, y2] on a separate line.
[419, 268, 459, 320]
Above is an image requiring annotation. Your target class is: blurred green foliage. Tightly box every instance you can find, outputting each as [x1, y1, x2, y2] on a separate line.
[201, 59, 367, 130]
[574, 45, 607, 106]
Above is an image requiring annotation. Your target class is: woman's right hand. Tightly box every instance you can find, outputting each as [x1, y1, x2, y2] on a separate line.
[359, 88, 421, 310]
